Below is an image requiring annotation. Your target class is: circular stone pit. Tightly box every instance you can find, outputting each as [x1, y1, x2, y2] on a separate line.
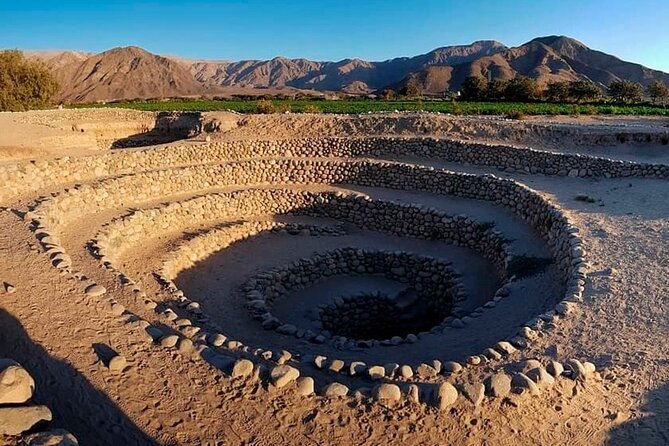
[319, 291, 435, 340]
[243, 248, 462, 346]
[19, 138, 591, 415]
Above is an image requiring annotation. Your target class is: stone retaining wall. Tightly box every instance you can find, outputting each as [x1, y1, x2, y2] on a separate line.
[95, 189, 507, 277]
[157, 220, 346, 286]
[242, 248, 462, 346]
[30, 158, 585, 323]
[20, 142, 594, 412]
[3, 136, 668, 203]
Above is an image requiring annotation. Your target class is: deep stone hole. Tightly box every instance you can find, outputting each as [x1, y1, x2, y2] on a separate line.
[246, 248, 462, 341]
[319, 289, 453, 340]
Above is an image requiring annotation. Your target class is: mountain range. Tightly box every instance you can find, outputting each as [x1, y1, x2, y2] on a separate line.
[24, 36, 669, 103]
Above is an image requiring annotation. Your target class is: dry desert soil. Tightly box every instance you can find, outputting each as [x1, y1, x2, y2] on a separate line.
[0, 109, 668, 446]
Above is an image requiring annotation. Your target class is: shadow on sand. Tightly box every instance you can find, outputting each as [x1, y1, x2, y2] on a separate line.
[0, 309, 164, 445]
[606, 380, 669, 445]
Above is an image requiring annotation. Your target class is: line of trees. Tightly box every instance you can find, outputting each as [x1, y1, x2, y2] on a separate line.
[459, 75, 669, 105]
[0, 50, 60, 112]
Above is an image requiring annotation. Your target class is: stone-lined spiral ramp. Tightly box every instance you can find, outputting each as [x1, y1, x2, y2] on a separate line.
[8, 132, 666, 443]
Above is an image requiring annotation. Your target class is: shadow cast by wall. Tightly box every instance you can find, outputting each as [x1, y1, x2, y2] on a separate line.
[606, 380, 669, 445]
[0, 309, 164, 446]
[111, 112, 203, 149]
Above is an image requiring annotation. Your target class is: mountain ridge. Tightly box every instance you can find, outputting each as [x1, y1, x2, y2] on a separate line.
[392, 36, 669, 95]
[21, 36, 669, 102]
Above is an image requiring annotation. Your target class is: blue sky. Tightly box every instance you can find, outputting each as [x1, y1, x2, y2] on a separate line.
[1, 0, 668, 71]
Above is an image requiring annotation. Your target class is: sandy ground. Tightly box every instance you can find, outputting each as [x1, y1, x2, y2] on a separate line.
[0, 110, 668, 445]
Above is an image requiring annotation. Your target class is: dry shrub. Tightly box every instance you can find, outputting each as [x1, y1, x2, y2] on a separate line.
[255, 99, 275, 114]
[584, 105, 598, 115]
[504, 109, 525, 120]
[274, 102, 292, 113]
[451, 100, 464, 115]
[575, 193, 596, 203]
[303, 103, 321, 114]
[569, 104, 581, 116]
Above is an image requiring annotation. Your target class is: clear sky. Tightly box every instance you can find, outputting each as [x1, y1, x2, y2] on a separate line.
[1, 0, 668, 71]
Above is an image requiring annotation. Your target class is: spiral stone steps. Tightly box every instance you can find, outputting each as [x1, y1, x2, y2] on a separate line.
[14, 140, 589, 407]
[75, 186, 557, 368]
[3, 135, 668, 205]
[22, 127, 669, 445]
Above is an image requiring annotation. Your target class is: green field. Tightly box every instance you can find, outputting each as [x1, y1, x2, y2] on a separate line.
[69, 98, 669, 116]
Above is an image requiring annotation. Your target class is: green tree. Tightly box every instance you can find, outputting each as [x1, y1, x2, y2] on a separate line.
[460, 75, 488, 101]
[545, 81, 570, 102]
[608, 79, 644, 103]
[0, 50, 60, 111]
[504, 76, 541, 101]
[568, 80, 601, 103]
[486, 79, 508, 100]
[647, 80, 669, 105]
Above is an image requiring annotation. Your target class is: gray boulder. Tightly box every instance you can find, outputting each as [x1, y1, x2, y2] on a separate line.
[485, 372, 511, 398]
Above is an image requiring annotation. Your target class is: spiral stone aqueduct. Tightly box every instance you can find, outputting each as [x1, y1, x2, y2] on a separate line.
[1, 110, 669, 445]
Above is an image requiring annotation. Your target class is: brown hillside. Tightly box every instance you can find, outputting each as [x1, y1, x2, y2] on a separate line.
[393, 36, 669, 95]
[185, 40, 506, 93]
[50, 46, 202, 102]
[22, 36, 669, 102]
